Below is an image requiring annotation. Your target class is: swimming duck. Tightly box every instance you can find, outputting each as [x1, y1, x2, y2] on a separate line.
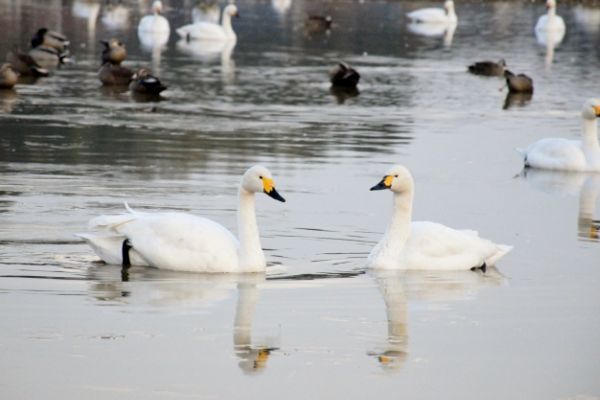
[329, 62, 360, 88]
[129, 67, 167, 95]
[77, 165, 286, 273]
[6, 48, 49, 77]
[0, 63, 19, 89]
[406, 0, 457, 24]
[504, 70, 533, 93]
[367, 165, 511, 270]
[30, 28, 70, 52]
[138, 1, 170, 34]
[467, 59, 506, 76]
[176, 4, 239, 42]
[98, 39, 133, 86]
[518, 98, 600, 172]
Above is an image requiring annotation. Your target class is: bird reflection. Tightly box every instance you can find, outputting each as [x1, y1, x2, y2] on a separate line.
[71, 0, 101, 54]
[329, 85, 359, 104]
[272, 0, 292, 15]
[535, 28, 564, 69]
[85, 267, 277, 371]
[407, 22, 456, 48]
[176, 40, 236, 83]
[503, 91, 533, 110]
[519, 169, 600, 242]
[368, 268, 505, 372]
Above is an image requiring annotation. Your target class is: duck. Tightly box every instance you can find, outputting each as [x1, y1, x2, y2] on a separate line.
[535, 0, 566, 34]
[518, 98, 600, 172]
[98, 39, 133, 86]
[305, 14, 333, 33]
[367, 165, 511, 270]
[329, 62, 360, 88]
[504, 70, 533, 93]
[0, 63, 19, 89]
[30, 28, 69, 53]
[76, 166, 286, 273]
[467, 59, 506, 77]
[406, 0, 457, 24]
[176, 4, 239, 42]
[129, 67, 167, 95]
[6, 48, 49, 77]
[138, 1, 170, 34]
[28, 45, 70, 70]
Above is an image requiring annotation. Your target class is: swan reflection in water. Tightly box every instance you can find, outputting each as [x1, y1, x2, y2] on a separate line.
[519, 169, 600, 242]
[87, 267, 278, 373]
[368, 268, 505, 371]
[176, 40, 236, 83]
[407, 22, 456, 48]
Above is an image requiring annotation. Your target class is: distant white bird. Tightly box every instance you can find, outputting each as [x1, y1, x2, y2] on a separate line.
[367, 165, 511, 270]
[138, 1, 170, 34]
[177, 4, 239, 42]
[518, 98, 600, 172]
[535, 0, 566, 34]
[406, 0, 457, 24]
[77, 166, 285, 273]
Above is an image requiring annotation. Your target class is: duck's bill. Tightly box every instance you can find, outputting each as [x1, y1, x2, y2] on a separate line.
[265, 187, 286, 202]
[370, 176, 392, 191]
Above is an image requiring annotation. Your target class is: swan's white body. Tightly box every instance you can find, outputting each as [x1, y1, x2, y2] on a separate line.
[138, 1, 170, 34]
[519, 99, 600, 172]
[77, 166, 285, 273]
[535, 0, 566, 34]
[367, 166, 511, 270]
[177, 4, 238, 42]
[406, 0, 457, 24]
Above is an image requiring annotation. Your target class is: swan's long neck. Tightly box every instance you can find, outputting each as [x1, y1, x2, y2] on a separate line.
[446, 5, 457, 21]
[222, 13, 236, 40]
[582, 117, 600, 165]
[370, 190, 413, 268]
[237, 188, 265, 271]
[547, 4, 557, 18]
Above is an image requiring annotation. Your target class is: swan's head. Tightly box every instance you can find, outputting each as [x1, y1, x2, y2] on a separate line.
[581, 98, 600, 120]
[444, 0, 455, 12]
[152, 1, 163, 14]
[546, 0, 556, 9]
[370, 165, 414, 194]
[241, 165, 285, 202]
[224, 4, 239, 18]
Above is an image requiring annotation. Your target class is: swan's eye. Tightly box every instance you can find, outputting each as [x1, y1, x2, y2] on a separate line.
[259, 176, 263, 179]
[394, 175, 398, 178]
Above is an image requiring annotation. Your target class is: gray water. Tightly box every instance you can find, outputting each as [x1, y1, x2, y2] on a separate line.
[1, 0, 599, 398]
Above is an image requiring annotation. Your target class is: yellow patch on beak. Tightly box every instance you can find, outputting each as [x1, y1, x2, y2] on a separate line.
[378, 355, 392, 364]
[590, 225, 599, 240]
[383, 175, 393, 188]
[262, 177, 275, 193]
[594, 105, 600, 117]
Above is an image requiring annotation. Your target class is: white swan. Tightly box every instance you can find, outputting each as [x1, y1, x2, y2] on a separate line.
[519, 99, 600, 172]
[367, 165, 511, 270]
[406, 0, 457, 24]
[176, 4, 239, 42]
[138, 1, 170, 34]
[535, 0, 566, 35]
[77, 165, 285, 273]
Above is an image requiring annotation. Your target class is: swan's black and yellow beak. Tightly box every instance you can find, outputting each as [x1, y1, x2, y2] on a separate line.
[370, 175, 393, 191]
[262, 178, 286, 202]
[594, 105, 600, 117]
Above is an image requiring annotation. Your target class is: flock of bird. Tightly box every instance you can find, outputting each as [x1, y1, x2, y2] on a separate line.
[0, 0, 595, 273]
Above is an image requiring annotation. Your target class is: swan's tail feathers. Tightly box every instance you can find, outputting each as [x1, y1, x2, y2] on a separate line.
[75, 232, 127, 265]
[88, 213, 136, 231]
[487, 244, 513, 266]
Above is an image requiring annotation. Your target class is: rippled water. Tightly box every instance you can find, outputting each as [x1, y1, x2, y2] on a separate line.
[1, 0, 599, 398]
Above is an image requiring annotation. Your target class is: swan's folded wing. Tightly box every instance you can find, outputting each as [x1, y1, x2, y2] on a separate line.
[525, 138, 585, 170]
[176, 22, 225, 40]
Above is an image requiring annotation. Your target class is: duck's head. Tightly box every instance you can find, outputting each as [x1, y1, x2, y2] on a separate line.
[132, 67, 150, 80]
[152, 1, 163, 14]
[31, 28, 48, 48]
[242, 165, 285, 202]
[224, 4, 239, 18]
[581, 98, 600, 120]
[370, 165, 414, 194]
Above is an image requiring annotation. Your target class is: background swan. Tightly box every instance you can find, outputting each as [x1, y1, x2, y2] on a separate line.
[177, 4, 239, 42]
[138, 1, 170, 34]
[367, 165, 511, 270]
[518, 98, 600, 172]
[77, 165, 286, 273]
[406, 0, 457, 24]
[535, 0, 566, 35]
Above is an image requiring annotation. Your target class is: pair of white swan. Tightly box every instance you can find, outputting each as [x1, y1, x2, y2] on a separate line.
[78, 165, 512, 273]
